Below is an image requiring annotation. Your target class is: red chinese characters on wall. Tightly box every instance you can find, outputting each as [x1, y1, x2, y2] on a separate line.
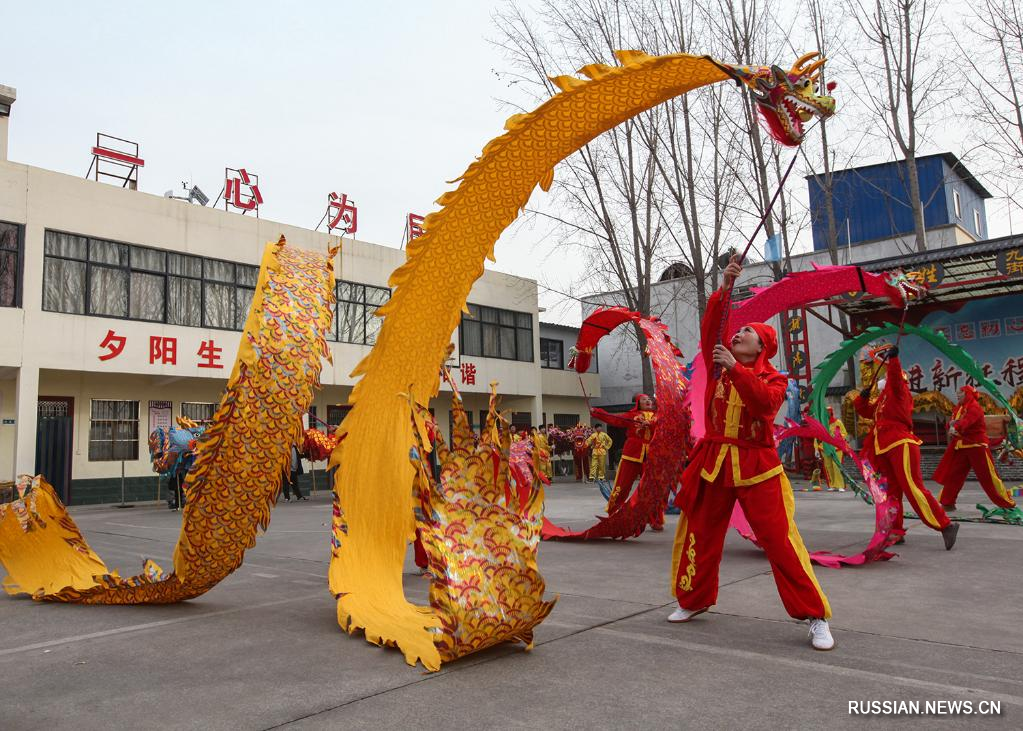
[96, 331, 228, 370]
[327, 193, 358, 234]
[197, 340, 224, 369]
[98, 330, 126, 361]
[956, 322, 976, 341]
[980, 319, 1001, 338]
[460, 362, 477, 386]
[149, 336, 177, 365]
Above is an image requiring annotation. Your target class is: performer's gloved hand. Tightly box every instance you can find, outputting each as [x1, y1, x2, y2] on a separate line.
[859, 388, 871, 400]
[885, 346, 899, 360]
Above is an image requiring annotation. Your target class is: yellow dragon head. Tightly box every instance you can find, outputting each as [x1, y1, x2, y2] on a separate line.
[718, 52, 837, 147]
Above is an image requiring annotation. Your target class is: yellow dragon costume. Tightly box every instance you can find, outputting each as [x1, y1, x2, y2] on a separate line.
[0, 51, 834, 671]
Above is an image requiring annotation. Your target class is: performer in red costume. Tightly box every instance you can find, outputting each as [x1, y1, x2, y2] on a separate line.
[590, 394, 657, 514]
[854, 348, 958, 549]
[934, 385, 1016, 511]
[669, 255, 834, 651]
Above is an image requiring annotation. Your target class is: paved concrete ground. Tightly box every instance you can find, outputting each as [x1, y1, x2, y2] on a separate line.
[2, 479, 1021, 730]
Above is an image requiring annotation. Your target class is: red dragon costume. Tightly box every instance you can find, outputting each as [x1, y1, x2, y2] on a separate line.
[671, 288, 831, 621]
[934, 386, 1016, 510]
[591, 394, 657, 513]
[855, 353, 953, 540]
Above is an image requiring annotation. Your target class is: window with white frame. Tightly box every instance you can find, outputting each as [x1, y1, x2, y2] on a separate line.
[974, 209, 982, 236]
[89, 399, 140, 461]
[953, 190, 962, 219]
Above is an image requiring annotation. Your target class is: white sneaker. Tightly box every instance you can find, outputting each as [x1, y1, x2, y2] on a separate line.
[808, 618, 835, 650]
[667, 606, 708, 623]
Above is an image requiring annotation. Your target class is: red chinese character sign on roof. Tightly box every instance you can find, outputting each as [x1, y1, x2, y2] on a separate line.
[87, 133, 144, 190]
[407, 213, 425, 242]
[224, 168, 263, 215]
[327, 193, 358, 234]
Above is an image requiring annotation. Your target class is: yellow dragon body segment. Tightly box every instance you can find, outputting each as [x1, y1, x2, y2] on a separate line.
[331, 51, 835, 669]
[0, 239, 334, 603]
[409, 381, 556, 663]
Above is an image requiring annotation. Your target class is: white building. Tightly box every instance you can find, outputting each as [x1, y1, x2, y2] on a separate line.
[0, 84, 597, 503]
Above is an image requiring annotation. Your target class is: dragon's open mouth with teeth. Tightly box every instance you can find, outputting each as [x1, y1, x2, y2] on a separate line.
[718, 52, 837, 146]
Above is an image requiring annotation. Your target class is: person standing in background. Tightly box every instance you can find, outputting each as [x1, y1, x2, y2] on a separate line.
[586, 423, 613, 482]
[282, 443, 307, 502]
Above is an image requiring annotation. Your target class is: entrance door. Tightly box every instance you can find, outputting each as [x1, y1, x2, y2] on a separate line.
[36, 397, 74, 503]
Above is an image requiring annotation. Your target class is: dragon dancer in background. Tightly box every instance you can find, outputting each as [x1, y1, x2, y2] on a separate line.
[824, 406, 848, 491]
[591, 394, 657, 514]
[570, 425, 592, 481]
[586, 423, 613, 483]
[934, 385, 1016, 512]
[669, 254, 834, 651]
[535, 426, 553, 480]
[855, 348, 959, 549]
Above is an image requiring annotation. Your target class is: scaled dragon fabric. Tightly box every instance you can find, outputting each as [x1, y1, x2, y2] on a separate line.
[329, 50, 835, 667]
[0, 239, 334, 602]
[0, 50, 836, 670]
[409, 385, 556, 663]
[542, 307, 690, 540]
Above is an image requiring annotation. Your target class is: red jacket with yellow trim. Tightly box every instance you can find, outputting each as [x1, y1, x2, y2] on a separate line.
[686, 289, 788, 487]
[948, 398, 988, 448]
[854, 356, 921, 456]
[591, 405, 656, 463]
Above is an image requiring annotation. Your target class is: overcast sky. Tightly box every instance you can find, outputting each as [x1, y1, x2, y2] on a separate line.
[1, 1, 1008, 325]
[1, 2, 585, 307]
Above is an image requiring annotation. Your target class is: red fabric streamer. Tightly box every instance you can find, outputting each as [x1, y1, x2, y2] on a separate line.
[543, 307, 688, 540]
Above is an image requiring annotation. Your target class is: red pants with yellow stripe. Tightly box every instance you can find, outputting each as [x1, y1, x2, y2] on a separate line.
[607, 458, 642, 513]
[937, 447, 1016, 510]
[873, 443, 950, 531]
[672, 471, 831, 620]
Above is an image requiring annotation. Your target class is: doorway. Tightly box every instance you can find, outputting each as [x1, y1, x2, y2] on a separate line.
[36, 396, 74, 503]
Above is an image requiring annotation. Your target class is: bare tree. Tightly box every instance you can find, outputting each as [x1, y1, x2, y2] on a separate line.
[849, 0, 947, 252]
[493, 0, 666, 393]
[954, 0, 1023, 228]
[709, 0, 796, 278]
[493, 0, 745, 392]
[616, 0, 744, 315]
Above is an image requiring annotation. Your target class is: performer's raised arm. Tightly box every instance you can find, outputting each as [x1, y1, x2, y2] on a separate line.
[854, 388, 874, 420]
[590, 407, 631, 429]
[699, 254, 740, 370]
